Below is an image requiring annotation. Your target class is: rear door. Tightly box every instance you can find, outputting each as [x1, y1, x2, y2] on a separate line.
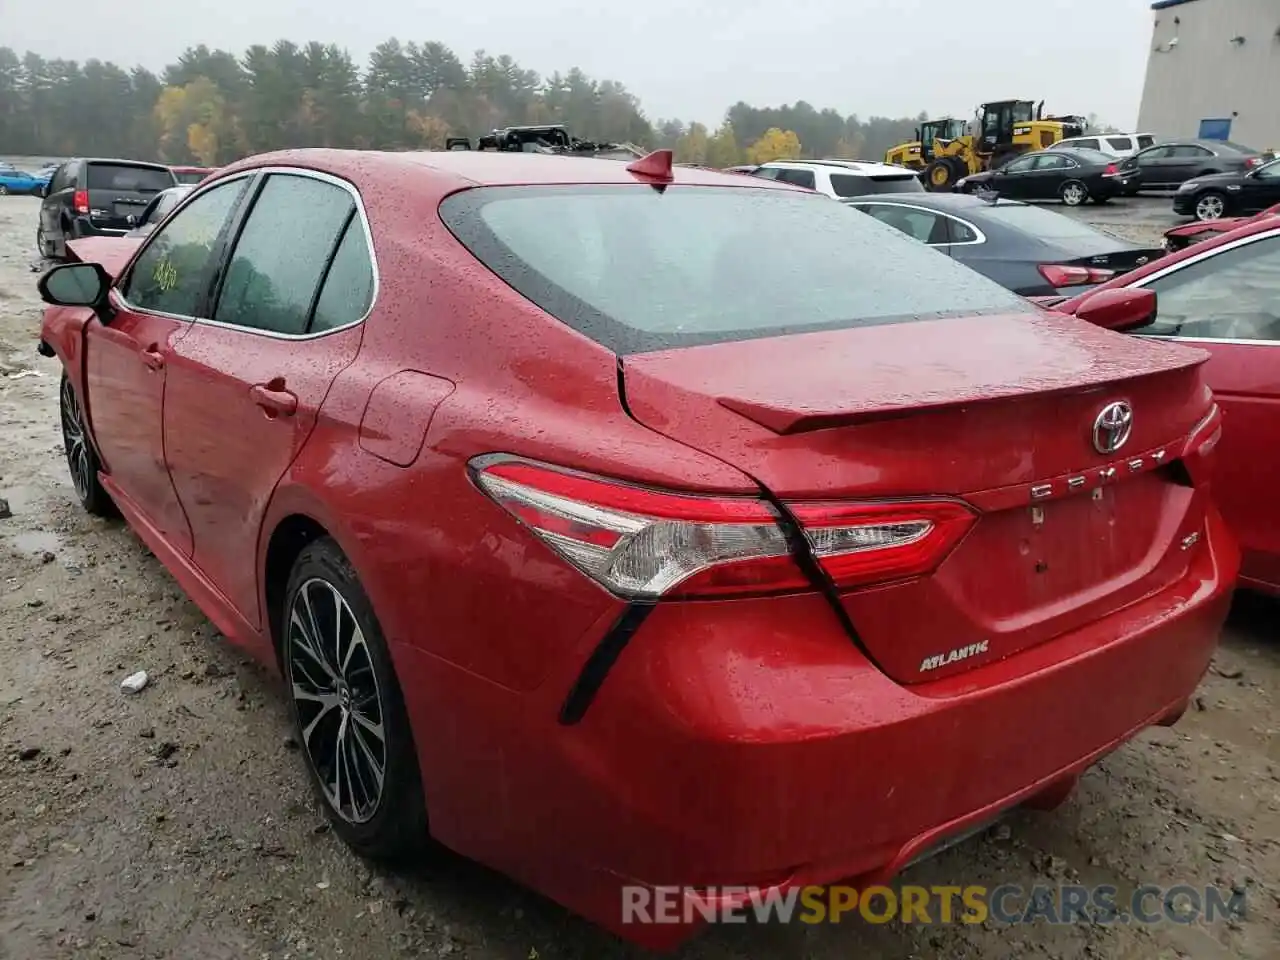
[162, 170, 374, 628]
[85, 162, 177, 232]
[1167, 144, 1215, 183]
[1122, 228, 1280, 589]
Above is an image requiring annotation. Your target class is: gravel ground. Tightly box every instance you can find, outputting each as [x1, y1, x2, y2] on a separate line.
[1, 193, 1278, 960]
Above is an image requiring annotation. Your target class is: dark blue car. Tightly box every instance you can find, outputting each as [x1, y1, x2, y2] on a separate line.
[842, 192, 1164, 297]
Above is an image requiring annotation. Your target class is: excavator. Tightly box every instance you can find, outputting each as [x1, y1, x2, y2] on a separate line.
[885, 101, 1087, 192]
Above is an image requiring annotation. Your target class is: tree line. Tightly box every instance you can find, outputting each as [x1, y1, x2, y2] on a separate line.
[2, 40, 995, 167]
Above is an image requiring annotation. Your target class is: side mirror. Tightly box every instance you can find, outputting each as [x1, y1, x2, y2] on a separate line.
[1072, 286, 1157, 332]
[38, 262, 114, 318]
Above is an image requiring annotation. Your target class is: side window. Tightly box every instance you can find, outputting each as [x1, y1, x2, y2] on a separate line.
[1137, 135, 1156, 149]
[1033, 155, 1070, 170]
[1005, 156, 1036, 173]
[859, 204, 942, 244]
[1255, 162, 1280, 181]
[828, 173, 869, 198]
[750, 167, 783, 180]
[1073, 138, 1100, 151]
[213, 174, 356, 336]
[1106, 137, 1133, 152]
[50, 164, 72, 192]
[1139, 146, 1172, 161]
[311, 219, 375, 332]
[772, 169, 816, 189]
[1173, 145, 1213, 159]
[122, 179, 247, 317]
[947, 218, 979, 243]
[1138, 235, 1280, 341]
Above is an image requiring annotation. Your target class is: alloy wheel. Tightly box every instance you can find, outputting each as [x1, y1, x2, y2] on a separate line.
[60, 377, 93, 501]
[1062, 183, 1086, 206]
[1195, 194, 1225, 221]
[287, 577, 388, 825]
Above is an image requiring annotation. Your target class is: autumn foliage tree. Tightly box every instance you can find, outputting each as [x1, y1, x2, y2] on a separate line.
[746, 127, 803, 164]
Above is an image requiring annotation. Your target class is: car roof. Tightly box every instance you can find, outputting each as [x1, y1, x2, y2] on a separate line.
[217, 148, 803, 192]
[82, 157, 175, 169]
[758, 158, 917, 177]
[843, 192, 1027, 212]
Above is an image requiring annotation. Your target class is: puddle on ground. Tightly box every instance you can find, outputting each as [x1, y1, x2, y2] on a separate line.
[7, 529, 62, 557]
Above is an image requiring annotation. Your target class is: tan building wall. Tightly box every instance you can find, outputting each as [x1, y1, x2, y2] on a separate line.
[1136, 0, 1280, 149]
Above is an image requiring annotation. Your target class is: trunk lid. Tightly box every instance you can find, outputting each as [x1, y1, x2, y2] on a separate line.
[621, 311, 1213, 684]
[85, 162, 176, 232]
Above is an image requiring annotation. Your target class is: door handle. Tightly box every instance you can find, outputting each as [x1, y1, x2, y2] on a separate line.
[141, 345, 164, 371]
[250, 382, 298, 418]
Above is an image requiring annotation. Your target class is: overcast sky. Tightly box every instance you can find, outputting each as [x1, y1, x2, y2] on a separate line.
[8, 0, 1157, 127]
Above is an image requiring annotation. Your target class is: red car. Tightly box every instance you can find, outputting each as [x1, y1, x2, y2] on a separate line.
[36, 149, 1235, 946]
[169, 164, 215, 185]
[1054, 215, 1280, 595]
[1162, 202, 1280, 252]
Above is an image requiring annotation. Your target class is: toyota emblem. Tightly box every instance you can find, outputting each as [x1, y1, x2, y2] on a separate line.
[1093, 401, 1133, 455]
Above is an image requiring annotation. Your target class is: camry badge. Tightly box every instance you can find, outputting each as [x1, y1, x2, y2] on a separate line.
[1093, 401, 1133, 455]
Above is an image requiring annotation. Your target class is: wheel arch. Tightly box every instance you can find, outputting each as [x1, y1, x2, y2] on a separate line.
[262, 513, 332, 667]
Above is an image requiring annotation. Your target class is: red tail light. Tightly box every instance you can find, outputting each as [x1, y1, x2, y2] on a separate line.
[1245, 156, 1263, 168]
[73, 189, 89, 215]
[472, 458, 976, 599]
[1038, 264, 1117, 288]
[1104, 163, 1118, 175]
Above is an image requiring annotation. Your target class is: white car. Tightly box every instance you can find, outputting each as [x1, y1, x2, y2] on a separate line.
[749, 159, 924, 199]
[1050, 133, 1157, 160]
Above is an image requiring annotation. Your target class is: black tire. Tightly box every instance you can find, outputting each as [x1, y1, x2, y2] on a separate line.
[59, 373, 116, 517]
[282, 537, 429, 862]
[1193, 191, 1229, 222]
[1060, 179, 1089, 206]
[37, 226, 54, 259]
[924, 158, 961, 192]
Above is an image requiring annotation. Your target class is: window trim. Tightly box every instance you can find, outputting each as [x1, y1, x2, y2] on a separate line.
[112, 166, 379, 342]
[846, 200, 987, 247]
[1123, 225, 1280, 347]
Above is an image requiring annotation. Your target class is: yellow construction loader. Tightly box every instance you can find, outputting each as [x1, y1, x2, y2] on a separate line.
[885, 101, 1087, 191]
[884, 117, 968, 171]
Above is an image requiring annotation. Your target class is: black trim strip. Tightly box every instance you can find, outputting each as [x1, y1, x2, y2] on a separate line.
[755, 486, 880, 664]
[559, 603, 655, 725]
[304, 208, 357, 334]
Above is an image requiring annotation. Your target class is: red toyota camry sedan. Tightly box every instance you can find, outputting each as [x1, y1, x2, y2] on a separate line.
[36, 148, 1236, 946]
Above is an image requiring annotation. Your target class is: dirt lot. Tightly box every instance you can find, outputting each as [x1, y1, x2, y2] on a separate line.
[1, 193, 1278, 960]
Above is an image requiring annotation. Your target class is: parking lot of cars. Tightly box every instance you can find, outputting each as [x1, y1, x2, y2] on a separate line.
[1, 167, 1278, 960]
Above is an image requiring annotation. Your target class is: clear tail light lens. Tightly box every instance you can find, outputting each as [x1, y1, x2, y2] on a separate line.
[472, 457, 976, 599]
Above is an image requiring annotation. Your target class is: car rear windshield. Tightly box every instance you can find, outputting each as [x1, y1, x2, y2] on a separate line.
[829, 172, 924, 197]
[86, 163, 175, 193]
[439, 185, 1025, 354]
[981, 203, 1118, 241]
[1066, 147, 1116, 165]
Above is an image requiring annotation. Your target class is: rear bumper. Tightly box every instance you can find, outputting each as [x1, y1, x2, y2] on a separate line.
[400, 503, 1238, 947]
[69, 217, 127, 239]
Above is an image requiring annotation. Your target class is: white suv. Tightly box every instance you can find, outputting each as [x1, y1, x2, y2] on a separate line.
[1050, 133, 1157, 159]
[749, 159, 925, 199]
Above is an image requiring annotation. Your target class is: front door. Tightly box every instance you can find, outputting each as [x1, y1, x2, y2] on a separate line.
[1127, 228, 1280, 590]
[162, 171, 375, 627]
[87, 176, 250, 554]
[992, 154, 1038, 198]
[1237, 160, 1280, 213]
